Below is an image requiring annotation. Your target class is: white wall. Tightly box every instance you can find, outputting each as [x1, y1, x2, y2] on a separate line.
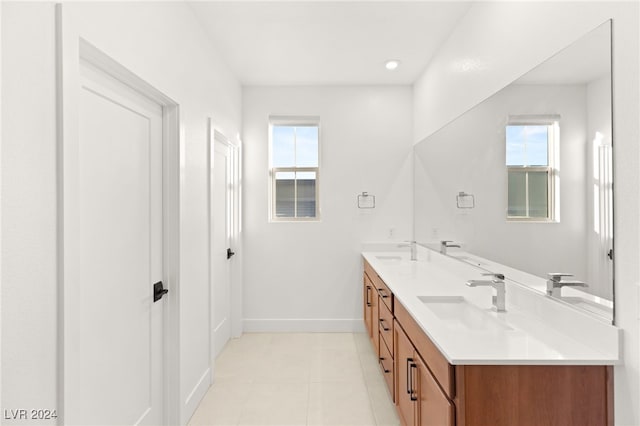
[414, 84, 590, 289]
[0, 0, 3, 413]
[1, 2, 241, 425]
[413, 2, 639, 424]
[1, 5, 58, 423]
[242, 86, 413, 332]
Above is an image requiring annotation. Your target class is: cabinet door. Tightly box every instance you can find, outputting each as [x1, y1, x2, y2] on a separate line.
[415, 353, 454, 426]
[363, 275, 379, 355]
[394, 321, 415, 426]
[364, 275, 373, 338]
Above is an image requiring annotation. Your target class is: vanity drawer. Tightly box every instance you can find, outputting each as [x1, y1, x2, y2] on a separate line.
[395, 299, 455, 399]
[379, 335, 395, 402]
[375, 278, 393, 312]
[378, 298, 394, 354]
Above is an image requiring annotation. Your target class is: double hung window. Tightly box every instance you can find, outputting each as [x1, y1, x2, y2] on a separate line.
[269, 117, 320, 221]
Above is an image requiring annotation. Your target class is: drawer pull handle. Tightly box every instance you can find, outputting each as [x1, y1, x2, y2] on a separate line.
[379, 357, 391, 373]
[378, 288, 389, 298]
[410, 362, 418, 401]
[406, 358, 413, 395]
[366, 286, 372, 307]
[379, 318, 390, 331]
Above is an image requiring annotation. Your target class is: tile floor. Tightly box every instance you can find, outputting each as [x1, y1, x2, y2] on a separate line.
[188, 333, 400, 426]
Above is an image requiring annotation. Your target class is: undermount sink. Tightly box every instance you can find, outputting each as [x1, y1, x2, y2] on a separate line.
[451, 255, 487, 267]
[418, 296, 513, 332]
[375, 255, 403, 262]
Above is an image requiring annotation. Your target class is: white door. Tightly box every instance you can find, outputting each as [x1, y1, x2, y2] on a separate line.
[211, 134, 234, 359]
[67, 62, 164, 425]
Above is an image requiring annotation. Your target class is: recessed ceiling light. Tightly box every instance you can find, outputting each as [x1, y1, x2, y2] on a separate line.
[385, 60, 400, 70]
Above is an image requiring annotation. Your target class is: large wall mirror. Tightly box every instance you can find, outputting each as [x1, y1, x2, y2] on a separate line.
[414, 21, 614, 323]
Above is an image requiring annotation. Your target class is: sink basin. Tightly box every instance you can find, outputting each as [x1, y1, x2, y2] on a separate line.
[418, 296, 513, 332]
[451, 255, 487, 267]
[375, 255, 403, 262]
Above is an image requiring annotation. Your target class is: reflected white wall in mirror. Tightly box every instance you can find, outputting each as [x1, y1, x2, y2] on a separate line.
[414, 21, 613, 321]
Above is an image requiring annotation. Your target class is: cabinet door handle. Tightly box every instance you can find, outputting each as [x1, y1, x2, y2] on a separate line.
[410, 362, 418, 401]
[406, 358, 413, 395]
[366, 286, 372, 307]
[378, 288, 389, 298]
[379, 357, 391, 373]
[379, 318, 390, 331]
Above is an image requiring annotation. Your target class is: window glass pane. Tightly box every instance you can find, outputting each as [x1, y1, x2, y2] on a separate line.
[274, 171, 295, 217]
[272, 126, 295, 167]
[295, 126, 319, 167]
[528, 171, 549, 218]
[508, 171, 527, 216]
[506, 125, 526, 166]
[296, 171, 316, 218]
[526, 126, 549, 166]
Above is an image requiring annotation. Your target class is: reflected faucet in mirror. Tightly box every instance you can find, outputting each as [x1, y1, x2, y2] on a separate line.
[546, 273, 588, 298]
[466, 272, 506, 312]
[440, 240, 461, 255]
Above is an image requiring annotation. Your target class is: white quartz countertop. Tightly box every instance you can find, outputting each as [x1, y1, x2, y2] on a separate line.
[362, 249, 619, 365]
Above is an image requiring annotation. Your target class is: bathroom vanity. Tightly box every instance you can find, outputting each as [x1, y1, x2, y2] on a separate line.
[362, 248, 618, 426]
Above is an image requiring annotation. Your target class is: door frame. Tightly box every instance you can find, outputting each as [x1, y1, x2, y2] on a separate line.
[207, 119, 241, 368]
[56, 6, 181, 425]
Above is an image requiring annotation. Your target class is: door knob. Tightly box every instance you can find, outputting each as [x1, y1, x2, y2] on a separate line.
[153, 281, 168, 302]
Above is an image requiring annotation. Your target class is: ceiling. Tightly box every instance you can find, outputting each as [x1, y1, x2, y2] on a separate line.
[188, 1, 472, 86]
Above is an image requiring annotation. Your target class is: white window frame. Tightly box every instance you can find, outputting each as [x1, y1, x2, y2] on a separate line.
[506, 116, 560, 222]
[268, 116, 321, 222]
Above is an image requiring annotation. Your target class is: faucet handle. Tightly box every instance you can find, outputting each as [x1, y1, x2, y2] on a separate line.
[482, 272, 505, 280]
[440, 240, 453, 244]
[547, 273, 573, 281]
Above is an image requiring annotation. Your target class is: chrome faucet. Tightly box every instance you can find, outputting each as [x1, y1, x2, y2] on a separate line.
[466, 272, 506, 312]
[546, 273, 588, 298]
[398, 240, 417, 261]
[440, 240, 461, 255]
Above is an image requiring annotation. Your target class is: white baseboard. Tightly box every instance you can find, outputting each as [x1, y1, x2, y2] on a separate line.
[182, 367, 212, 425]
[243, 318, 366, 333]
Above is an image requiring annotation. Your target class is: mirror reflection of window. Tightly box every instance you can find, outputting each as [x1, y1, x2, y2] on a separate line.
[506, 118, 559, 221]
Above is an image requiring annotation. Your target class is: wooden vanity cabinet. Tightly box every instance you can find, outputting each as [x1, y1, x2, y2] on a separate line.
[363, 256, 613, 426]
